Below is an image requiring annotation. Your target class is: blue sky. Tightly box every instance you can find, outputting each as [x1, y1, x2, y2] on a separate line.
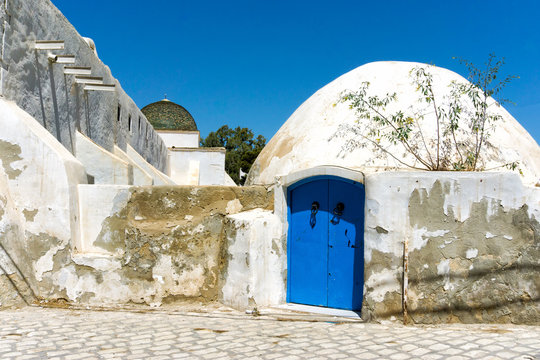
[51, 0, 540, 143]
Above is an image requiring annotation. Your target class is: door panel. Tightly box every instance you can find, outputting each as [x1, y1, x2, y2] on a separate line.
[328, 180, 365, 310]
[289, 179, 329, 306]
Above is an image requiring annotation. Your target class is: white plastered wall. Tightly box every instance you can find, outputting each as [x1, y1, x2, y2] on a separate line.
[168, 148, 226, 185]
[0, 99, 87, 257]
[157, 131, 200, 148]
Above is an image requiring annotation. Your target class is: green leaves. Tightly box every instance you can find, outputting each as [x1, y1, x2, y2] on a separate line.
[338, 56, 517, 172]
[201, 125, 266, 185]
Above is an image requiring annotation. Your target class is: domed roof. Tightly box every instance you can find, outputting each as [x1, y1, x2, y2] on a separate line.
[141, 99, 197, 131]
[246, 61, 540, 186]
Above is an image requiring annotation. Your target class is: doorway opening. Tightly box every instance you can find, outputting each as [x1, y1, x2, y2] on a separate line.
[287, 176, 365, 311]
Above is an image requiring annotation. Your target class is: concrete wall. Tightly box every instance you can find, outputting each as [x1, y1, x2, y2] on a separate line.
[77, 185, 131, 254]
[0, 100, 273, 308]
[168, 148, 226, 185]
[0, 0, 168, 171]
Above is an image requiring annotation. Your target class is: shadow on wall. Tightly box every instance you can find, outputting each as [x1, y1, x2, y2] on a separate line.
[61, 73, 75, 152]
[33, 50, 47, 130]
[47, 62, 63, 147]
[371, 264, 539, 323]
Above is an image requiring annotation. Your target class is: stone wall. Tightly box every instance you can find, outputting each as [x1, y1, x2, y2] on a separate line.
[362, 172, 539, 324]
[0, 0, 167, 171]
[2, 180, 273, 307]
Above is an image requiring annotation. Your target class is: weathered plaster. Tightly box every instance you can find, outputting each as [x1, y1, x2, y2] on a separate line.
[0, 165, 36, 308]
[78, 185, 131, 254]
[0, 140, 23, 179]
[361, 171, 539, 324]
[406, 178, 539, 324]
[16, 185, 274, 307]
[0, 273, 25, 308]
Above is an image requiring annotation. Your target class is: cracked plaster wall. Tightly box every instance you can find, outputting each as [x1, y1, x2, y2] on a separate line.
[0, 164, 27, 308]
[30, 185, 273, 307]
[0, 0, 167, 170]
[363, 171, 539, 324]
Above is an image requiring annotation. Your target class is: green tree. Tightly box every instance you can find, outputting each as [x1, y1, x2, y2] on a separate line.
[201, 125, 266, 185]
[335, 55, 518, 171]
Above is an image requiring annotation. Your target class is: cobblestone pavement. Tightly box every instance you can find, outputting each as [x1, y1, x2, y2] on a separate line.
[0, 307, 539, 359]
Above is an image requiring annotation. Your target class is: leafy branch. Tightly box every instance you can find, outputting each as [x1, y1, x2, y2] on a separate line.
[335, 56, 518, 172]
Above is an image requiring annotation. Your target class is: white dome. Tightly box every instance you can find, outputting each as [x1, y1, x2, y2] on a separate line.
[247, 61, 540, 186]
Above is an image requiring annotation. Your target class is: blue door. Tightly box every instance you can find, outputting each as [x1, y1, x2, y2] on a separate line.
[288, 177, 364, 311]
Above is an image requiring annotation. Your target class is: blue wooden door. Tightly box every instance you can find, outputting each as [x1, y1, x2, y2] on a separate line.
[288, 177, 364, 311]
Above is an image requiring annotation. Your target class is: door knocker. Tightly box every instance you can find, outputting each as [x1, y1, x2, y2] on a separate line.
[310, 201, 319, 228]
[330, 202, 345, 225]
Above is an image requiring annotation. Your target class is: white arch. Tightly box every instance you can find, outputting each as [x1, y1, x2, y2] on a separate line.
[273, 165, 365, 256]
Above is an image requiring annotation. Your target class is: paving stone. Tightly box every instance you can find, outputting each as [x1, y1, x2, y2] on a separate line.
[389, 353, 412, 360]
[0, 307, 538, 359]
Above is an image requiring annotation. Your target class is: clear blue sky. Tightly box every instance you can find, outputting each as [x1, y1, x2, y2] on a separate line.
[51, 0, 540, 144]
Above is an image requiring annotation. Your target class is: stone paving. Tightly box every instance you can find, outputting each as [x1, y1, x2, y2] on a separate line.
[0, 307, 539, 359]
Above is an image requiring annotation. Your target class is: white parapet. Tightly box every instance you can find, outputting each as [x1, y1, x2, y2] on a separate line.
[125, 145, 176, 185]
[74, 131, 130, 185]
[112, 146, 153, 186]
[157, 130, 200, 148]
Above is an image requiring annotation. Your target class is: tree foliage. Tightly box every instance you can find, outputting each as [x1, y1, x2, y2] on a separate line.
[201, 125, 266, 185]
[335, 55, 518, 171]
